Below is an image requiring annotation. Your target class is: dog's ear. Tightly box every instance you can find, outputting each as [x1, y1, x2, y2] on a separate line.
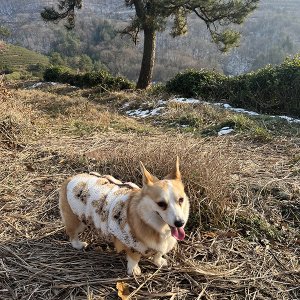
[165, 156, 181, 180]
[140, 162, 158, 186]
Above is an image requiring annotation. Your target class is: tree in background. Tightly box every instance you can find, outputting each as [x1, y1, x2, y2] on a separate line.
[41, 0, 259, 89]
[78, 54, 93, 72]
[0, 26, 10, 39]
[49, 52, 65, 66]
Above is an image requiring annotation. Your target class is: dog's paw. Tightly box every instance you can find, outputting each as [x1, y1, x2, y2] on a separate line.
[71, 240, 88, 250]
[133, 265, 142, 275]
[127, 265, 141, 276]
[153, 256, 168, 267]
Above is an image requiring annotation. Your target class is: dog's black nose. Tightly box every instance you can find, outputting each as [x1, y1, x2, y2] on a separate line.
[174, 219, 184, 228]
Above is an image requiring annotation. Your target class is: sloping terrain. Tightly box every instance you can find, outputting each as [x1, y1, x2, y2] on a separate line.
[0, 81, 299, 299]
[0, 42, 49, 71]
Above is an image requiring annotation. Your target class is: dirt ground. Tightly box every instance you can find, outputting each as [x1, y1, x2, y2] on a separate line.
[0, 84, 299, 299]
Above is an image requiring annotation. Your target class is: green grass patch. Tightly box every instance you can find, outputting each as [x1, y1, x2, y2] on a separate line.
[0, 42, 49, 76]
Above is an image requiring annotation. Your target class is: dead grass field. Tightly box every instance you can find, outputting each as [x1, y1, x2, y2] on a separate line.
[0, 81, 299, 299]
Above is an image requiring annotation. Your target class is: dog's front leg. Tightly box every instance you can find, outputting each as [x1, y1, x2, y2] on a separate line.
[153, 252, 168, 267]
[126, 250, 141, 275]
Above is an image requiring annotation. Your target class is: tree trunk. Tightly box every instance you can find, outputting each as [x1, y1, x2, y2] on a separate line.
[136, 27, 156, 89]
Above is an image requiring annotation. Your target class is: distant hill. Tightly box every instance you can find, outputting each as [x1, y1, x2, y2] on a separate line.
[1, 0, 300, 80]
[0, 42, 49, 71]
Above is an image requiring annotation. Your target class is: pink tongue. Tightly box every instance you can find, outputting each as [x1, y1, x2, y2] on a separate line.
[171, 226, 185, 241]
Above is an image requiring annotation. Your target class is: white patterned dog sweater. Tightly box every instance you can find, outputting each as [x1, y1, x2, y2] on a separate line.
[65, 173, 149, 254]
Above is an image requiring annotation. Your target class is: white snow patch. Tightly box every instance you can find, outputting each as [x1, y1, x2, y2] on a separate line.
[231, 108, 260, 116]
[277, 115, 300, 124]
[213, 102, 300, 121]
[223, 103, 232, 109]
[28, 81, 58, 89]
[27, 81, 78, 89]
[126, 107, 164, 118]
[148, 107, 165, 116]
[123, 99, 166, 117]
[218, 127, 234, 136]
[30, 82, 43, 88]
[126, 109, 149, 117]
[157, 99, 168, 106]
[122, 102, 131, 109]
[214, 103, 259, 116]
[171, 98, 201, 104]
[123, 97, 300, 124]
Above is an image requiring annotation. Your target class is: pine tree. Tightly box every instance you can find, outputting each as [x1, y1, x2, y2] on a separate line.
[41, 0, 259, 89]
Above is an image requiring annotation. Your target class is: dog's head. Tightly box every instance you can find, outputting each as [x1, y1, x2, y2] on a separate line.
[139, 157, 189, 240]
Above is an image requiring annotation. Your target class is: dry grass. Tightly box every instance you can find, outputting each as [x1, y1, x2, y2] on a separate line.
[86, 134, 237, 228]
[0, 82, 299, 299]
[136, 99, 300, 140]
[159, 101, 230, 130]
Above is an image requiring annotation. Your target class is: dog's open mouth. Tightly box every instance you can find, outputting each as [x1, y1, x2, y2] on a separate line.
[170, 226, 185, 241]
[156, 212, 186, 240]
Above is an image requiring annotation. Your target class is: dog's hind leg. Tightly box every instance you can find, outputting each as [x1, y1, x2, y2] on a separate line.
[67, 221, 87, 250]
[59, 179, 88, 250]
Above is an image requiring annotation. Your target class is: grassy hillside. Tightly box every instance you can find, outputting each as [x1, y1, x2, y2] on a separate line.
[0, 81, 299, 299]
[0, 42, 49, 72]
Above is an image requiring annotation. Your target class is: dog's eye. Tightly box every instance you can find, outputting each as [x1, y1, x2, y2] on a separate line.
[157, 201, 167, 210]
[178, 197, 184, 205]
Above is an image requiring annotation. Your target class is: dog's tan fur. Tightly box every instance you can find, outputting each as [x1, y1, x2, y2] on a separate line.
[59, 158, 189, 275]
[59, 177, 85, 243]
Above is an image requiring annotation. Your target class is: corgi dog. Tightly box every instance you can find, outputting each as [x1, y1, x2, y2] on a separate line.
[59, 157, 189, 275]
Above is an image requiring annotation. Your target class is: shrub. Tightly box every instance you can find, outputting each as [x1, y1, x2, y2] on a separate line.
[167, 55, 300, 117]
[5, 71, 21, 80]
[43, 67, 134, 91]
[43, 66, 72, 82]
[0, 65, 13, 75]
[166, 69, 227, 99]
[27, 63, 47, 78]
[227, 58, 300, 116]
